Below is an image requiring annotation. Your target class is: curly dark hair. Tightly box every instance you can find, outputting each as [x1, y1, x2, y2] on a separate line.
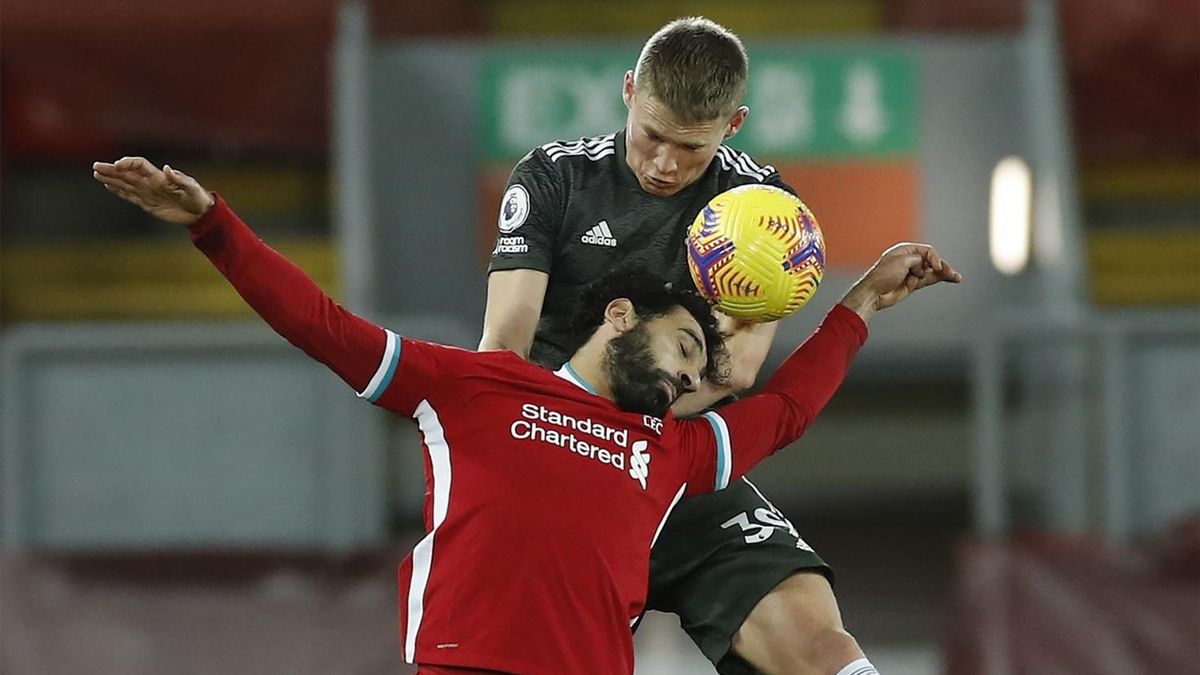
[566, 266, 730, 385]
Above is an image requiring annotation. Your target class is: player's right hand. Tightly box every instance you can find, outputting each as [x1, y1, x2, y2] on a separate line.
[93, 157, 215, 226]
[839, 242, 962, 324]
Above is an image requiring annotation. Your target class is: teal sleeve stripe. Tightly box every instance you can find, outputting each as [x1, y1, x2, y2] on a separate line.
[359, 330, 402, 403]
[702, 411, 733, 491]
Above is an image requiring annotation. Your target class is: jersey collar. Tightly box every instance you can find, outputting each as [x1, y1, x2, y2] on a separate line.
[554, 362, 598, 395]
[614, 128, 640, 190]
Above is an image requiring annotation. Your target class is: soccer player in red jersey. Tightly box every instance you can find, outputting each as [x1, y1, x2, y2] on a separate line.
[93, 157, 960, 675]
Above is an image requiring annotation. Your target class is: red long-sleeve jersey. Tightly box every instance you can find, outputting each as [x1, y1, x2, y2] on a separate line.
[189, 196, 867, 674]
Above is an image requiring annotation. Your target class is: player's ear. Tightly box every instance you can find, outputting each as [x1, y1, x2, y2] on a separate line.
[724, 106, 749, 139]
[622, 71, 636, 109]
[605, 298, 636, 332]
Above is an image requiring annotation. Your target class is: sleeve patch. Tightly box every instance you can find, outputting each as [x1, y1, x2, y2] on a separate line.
[498, 184, 531, 234]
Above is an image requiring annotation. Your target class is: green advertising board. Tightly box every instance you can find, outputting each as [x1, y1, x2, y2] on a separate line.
[478, 45, 917, 160]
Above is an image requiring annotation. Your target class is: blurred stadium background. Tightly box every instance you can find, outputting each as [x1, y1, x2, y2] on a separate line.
[2, 1, 1197, 673]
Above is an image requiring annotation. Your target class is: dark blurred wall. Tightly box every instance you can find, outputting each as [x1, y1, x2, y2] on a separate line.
[887, 0, 1200, 163]
[3, 1, 1195, 163]
[1, 1, 334, 157]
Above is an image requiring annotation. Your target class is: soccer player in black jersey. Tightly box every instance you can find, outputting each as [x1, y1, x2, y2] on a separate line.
[481, 16, 883, 675]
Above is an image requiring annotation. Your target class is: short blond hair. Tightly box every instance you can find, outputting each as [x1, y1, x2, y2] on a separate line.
[633, 17, 749, 123]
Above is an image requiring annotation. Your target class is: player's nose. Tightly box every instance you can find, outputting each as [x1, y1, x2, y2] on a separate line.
[654, 148, 678, 175]
[677, 369, 698, 394]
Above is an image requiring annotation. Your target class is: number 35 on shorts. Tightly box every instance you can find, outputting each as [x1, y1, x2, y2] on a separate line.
[721, 508, 814, 551]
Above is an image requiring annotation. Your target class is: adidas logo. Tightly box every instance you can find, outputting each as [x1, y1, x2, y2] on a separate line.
[580, 221, 618, 247]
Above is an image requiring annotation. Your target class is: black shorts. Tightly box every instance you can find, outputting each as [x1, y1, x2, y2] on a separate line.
[644, 476, 833, 675]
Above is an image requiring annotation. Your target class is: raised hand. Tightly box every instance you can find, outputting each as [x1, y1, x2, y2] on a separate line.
[93, 157, 214, 226]
[839, 243, 963, 323]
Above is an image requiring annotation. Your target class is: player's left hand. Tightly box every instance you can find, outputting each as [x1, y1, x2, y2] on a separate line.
[93, 157, 215, 226]
[839, 243, 962, 323]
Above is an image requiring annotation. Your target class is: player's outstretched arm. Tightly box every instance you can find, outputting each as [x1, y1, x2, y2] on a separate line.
[757, 241, 961, 423]
[838, 242, 962, 323]
[92, 157, 392, 398]
[679, 243, 961, 490]
[94, 157, 214, 225]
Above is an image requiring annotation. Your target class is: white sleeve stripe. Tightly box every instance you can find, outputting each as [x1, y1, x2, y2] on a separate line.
[545, 142, 614, 156]
[357, 329, 401, 403]
[404, 399, 453, 662]
[545, 138, 615, 153]
[834, 659, 880, 675]
[546, 148, 615, 163]
[702, 411, 734, 490]
[733, 150, 772, 179]
[541, 134, 614, 151]
[734, 149, 763, 174]
[716, 147, 769, 181]
[718, 146, 774, 180]
[650, 483, 688, 549]
[730, 147, 760, 174]
[542, 134, 617, 160]
[726, 145, 762, 174]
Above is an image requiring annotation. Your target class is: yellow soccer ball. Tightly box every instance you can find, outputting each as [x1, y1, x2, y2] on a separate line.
[686, 185, 826, 322]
